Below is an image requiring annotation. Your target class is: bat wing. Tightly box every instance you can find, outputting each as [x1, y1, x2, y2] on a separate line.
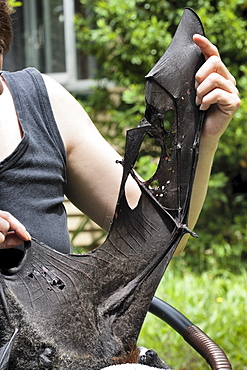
[144, 7, 205, 218]
[0, 8, 205, 370]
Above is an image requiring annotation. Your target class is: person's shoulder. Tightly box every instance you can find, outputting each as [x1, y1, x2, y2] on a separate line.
[2, 67, 40, 79]
[41, 72, 92, 153]
[41, 73, 64, 93]
[41, 73, 77, 106]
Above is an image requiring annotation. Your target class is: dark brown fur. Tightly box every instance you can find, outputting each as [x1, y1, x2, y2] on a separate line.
[111, 343, 140, 365]
[0, 0, 13, 54]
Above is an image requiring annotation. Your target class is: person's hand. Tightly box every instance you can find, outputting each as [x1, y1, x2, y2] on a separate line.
[0, 211, 31, 249]
[193, 34, 241, 143]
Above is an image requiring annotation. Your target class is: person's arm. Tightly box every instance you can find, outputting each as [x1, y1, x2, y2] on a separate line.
[174, 35, 240, 255]
[44, 35, 240, 247]
[42, 74, 141, 231]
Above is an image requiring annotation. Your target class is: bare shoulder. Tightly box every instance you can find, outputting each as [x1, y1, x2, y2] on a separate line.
[41, 73, 97, 152]
[42, 73, 68, 96]
[41, 73, 85, 116]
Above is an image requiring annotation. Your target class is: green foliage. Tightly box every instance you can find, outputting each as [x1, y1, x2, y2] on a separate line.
[71, 214, 107, 254]
[75, 0, 247, 271]
[7, 0, 22, 7]
[185, 170, 247, 272]
[138, 265, 247, 369]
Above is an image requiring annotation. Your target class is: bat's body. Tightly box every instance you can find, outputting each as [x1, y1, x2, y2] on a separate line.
[0, 8, 205, 370]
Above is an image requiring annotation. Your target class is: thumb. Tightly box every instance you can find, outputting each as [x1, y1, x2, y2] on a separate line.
[1, 231, 31, 249]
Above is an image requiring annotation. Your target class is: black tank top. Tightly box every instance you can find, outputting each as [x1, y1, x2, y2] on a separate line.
[0, 68, 71, 253]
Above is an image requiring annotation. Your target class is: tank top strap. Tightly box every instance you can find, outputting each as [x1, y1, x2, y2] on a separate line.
[2, 68, 66, 163]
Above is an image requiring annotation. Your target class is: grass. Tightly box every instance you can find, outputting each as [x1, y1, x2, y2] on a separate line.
[138, 259, 247, 369]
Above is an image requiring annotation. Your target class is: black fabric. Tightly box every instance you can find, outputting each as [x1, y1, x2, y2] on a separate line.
[0, 68, 71, 253]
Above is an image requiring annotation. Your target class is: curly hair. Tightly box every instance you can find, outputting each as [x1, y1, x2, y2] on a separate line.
[0, 0, 13, 54]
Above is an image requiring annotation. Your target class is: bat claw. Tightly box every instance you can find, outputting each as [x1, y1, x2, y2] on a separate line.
[181, 224, 199, 238]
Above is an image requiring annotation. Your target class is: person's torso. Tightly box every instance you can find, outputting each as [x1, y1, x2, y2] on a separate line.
[0, 68, 71, 253]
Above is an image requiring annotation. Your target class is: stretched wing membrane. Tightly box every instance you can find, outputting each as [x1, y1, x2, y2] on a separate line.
[0, 8, 205, 370]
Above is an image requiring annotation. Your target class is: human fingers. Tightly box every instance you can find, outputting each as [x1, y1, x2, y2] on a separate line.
[198, 87, 241, 115]
[193, 34, 220, 60]
[196, 72, 239, 108]
[0, 231, 29, 249]
[193, 38, 239, 115]
[195, 55, 236, 89]
[0, 215, 10, 244]
[193, 34, 236, 86]
[0, 211, 31, 248]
